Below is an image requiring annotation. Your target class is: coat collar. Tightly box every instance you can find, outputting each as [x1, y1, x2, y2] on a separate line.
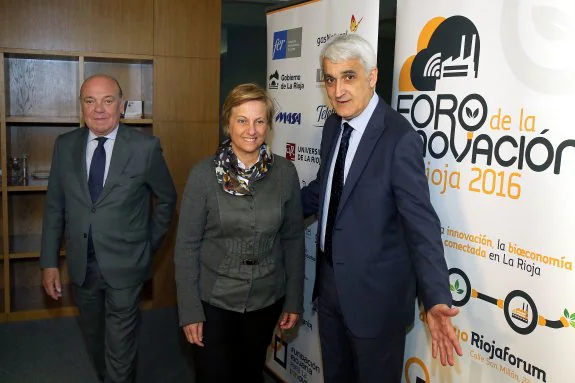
[337, 97, 388, 214]
[74, 124, 133, 204]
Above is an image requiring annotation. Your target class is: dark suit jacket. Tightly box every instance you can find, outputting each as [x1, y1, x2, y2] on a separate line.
[302, 97, 451, 338]
[40, 124, 177, 289]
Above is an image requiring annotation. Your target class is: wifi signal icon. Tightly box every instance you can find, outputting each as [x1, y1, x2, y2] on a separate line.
[423, 52, 442, 78]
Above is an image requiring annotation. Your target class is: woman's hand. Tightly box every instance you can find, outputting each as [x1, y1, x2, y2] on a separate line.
[278, 312, 299, 330]
[183, 322, 204, 347]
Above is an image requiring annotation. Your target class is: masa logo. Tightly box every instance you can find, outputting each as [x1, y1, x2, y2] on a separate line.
[286, 142, 296, 161]
[276, 111, 301, 125]
[268, 70, 280, 90]
[399, 16, 481, 91]
[272, 27, 302, 60]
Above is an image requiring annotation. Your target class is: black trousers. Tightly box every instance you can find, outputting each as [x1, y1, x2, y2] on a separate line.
[72, 257, 143, 383]
[192, 299, 284, 383]
[316, 258, 406, 383]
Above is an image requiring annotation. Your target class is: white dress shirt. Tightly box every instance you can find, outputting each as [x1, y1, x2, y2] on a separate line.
[320, 92, 379, 251]
[85, 126, 119, 186]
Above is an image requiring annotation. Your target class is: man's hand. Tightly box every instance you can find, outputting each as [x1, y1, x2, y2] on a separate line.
[183, 322, 204, 347]
[42, 268, 62, 300]
[278, 312, 299, 330]
[426, 304, 462, 366]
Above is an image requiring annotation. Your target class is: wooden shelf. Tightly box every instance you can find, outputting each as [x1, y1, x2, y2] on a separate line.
[8, 234, 59, 256]
[9, 252, 65, 260]
[5, 300, 153, 322]
[6, 116, 80, 124]
[10, 284, 76, 312]
[1, 47, 163, 322]
[84, 54, 154, 62]
[7, 306, 79, 322]
[1, 49, 154, 62]
[121, 118, 153, 125]
[7, 117, 153, 125]
[7, 180, 49, 192]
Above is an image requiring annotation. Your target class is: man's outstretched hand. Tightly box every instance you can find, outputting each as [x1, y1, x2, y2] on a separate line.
[426, 304, 463, 366]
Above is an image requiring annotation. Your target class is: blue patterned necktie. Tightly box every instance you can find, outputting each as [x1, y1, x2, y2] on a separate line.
[88, 137, 108, 203]
[87, 137, 107, 255]
[324, 122, 353, 257]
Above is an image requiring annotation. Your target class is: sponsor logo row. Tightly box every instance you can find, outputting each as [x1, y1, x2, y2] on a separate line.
[273, 104, 335, 128]
[271, 14, 363, 60]
[285, 142, 321, 165]
[268, 68, 325, 91]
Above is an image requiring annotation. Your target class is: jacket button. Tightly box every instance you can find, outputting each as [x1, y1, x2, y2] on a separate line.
[83, 233, 87, 238]
[91, 208, 96, 213]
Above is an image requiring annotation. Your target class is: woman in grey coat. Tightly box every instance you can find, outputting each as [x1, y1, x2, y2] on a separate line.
[174, 83, 305, 383]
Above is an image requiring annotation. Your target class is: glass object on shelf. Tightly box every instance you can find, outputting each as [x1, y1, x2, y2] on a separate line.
[22, 155, 29, 184]
[9, 157, 21, 185]
[31, 170, 50, 180]
[9, 155, 30, 186]
[143, 100, 153, 118]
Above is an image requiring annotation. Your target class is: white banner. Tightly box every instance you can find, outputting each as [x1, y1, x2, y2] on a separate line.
[265, 1, 379, 382]
[393, 1, 575, 382]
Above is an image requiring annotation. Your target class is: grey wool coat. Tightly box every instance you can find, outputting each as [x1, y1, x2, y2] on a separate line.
[40, 125, 177, 289]
[174, 154, 305, 326]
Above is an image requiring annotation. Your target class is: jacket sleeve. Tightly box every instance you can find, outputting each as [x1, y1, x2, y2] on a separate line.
[280, 162, 305, 314]
[301, 169, 321, 218]
[174, 164, 208, 325]
[145, 137, 177, 252]
[391, 131, 452, 310]
[40, 137, 65, 269]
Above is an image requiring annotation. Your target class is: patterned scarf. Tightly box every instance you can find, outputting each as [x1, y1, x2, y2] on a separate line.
[214, 139, 274, 196]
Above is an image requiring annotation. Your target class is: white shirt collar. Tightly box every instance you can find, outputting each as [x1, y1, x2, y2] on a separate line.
[88, 125, 120, 141]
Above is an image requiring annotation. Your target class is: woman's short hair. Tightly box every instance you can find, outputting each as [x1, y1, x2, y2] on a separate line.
[320, 34, 377, 74]
[221, 83, 275, 137]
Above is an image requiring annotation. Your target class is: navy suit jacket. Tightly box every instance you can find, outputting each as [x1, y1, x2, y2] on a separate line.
[302, 97, 451, 338]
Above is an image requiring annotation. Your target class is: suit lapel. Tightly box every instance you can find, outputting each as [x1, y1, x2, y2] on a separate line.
[97, 124, 132, 203]
[74, 128, 91, 203]
[318, 116, 342, 215]
[338, 99, 387, 212]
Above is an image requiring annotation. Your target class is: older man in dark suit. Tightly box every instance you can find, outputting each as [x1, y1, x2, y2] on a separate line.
[40, 74, 177, 383]
[301, 34, 462, 382]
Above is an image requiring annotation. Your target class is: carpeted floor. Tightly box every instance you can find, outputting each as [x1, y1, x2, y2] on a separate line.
[0, 307, 279, 383]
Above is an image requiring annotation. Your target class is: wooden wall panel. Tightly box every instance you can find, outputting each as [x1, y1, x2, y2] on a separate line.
[154, 121, 219, 186]
[154, 0, 221, 58]
[152, 217, 178, 307]
[0, 0, 153, 54]
[5, 57, 79, 118]
[154, 57, 220, 122]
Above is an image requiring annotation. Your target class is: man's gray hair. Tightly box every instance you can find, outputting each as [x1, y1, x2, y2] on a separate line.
[320, 34, 377, 73]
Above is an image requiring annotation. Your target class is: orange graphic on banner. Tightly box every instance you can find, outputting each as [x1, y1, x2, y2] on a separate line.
[350, 15, 363, 32]
[404, 357, 430, 383]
